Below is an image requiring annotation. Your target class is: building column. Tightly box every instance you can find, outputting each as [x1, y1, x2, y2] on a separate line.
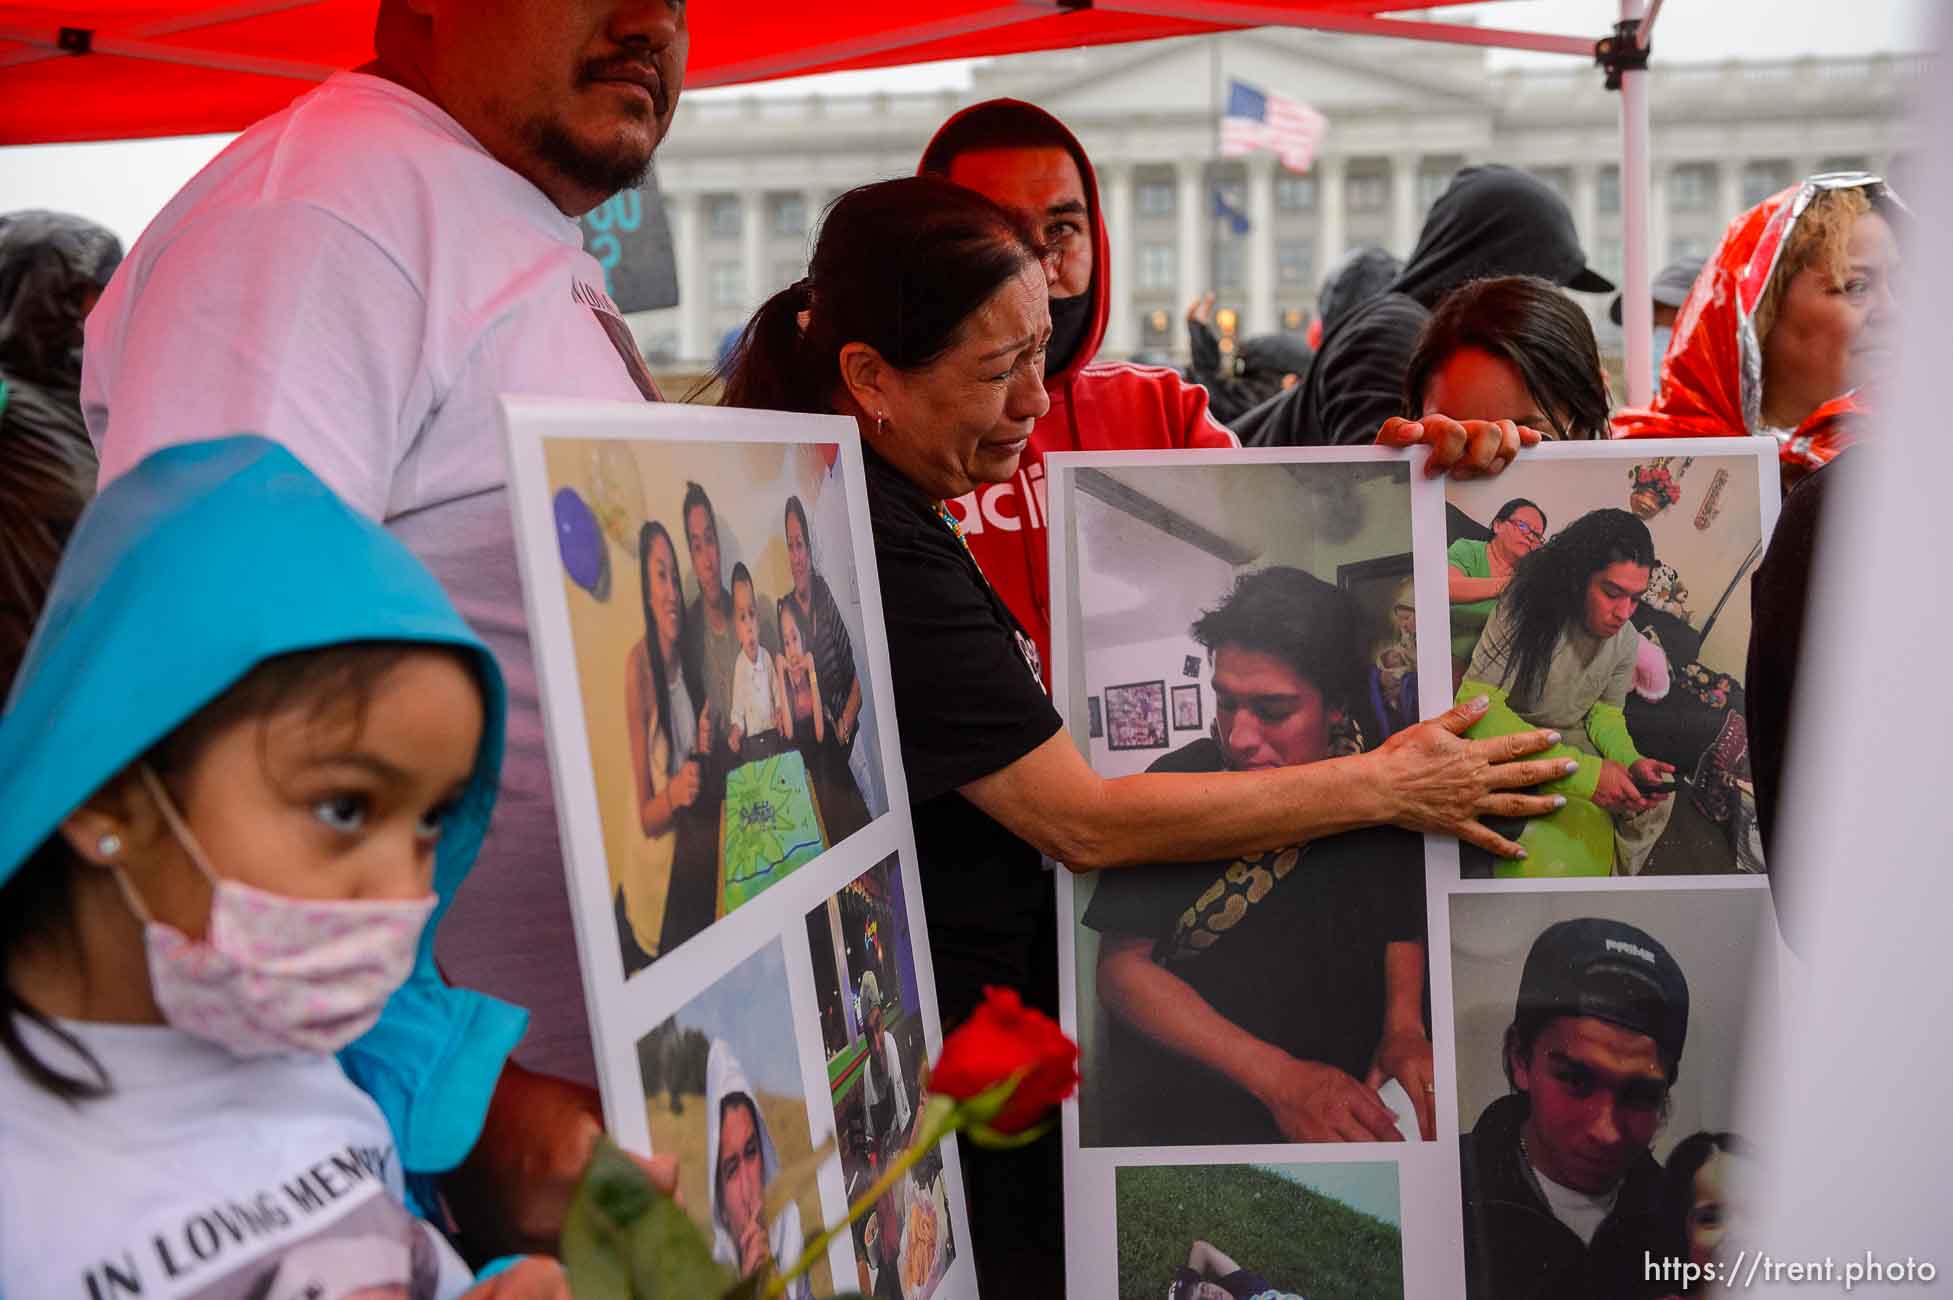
[801, 186, 825, 258]
[1314, 155, 1346, 293]
[1649, 164, 1671, 269]
[1717, 158, 1744, 229]
[740, 187, 766, 311]
[1101, 161, 1136, 358]
[1244, 154, 1277, 334]
[1390, 152, 1419, 258]
[1176, 158, 1205, 307]
[672, 191, 706, 364]
[1572, 163, 1600, 253]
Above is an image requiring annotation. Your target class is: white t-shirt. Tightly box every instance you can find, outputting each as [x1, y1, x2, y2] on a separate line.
[82, 73, 653, 1086]
[0, 1017, 473, 1300]
[859, 1028, 912, 1135]
[1533, 1163, 1620, 1247]
[730, 643, 780, 741]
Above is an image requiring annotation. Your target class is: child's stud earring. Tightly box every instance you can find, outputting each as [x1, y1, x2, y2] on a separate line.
[97, 832, 123, 858]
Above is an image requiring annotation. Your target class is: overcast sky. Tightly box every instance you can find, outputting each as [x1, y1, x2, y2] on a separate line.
[1, 0, 1930, 248]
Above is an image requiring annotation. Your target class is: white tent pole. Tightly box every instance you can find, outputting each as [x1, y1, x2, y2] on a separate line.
[1618, 0, 1654, 409]
[1638, 0, 1667, 47]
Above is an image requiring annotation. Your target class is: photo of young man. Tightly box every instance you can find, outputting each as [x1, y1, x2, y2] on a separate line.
[1459, 916, 1688, 1300]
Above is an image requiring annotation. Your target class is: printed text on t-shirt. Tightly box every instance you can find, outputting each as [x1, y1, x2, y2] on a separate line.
[81, 1142, 394, 1299]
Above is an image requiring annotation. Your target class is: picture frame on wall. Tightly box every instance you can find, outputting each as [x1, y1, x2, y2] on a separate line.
[1170, 684, 1202, 731]
[1087, 695, 1104, 738]
[1103, 679, 1169, 751]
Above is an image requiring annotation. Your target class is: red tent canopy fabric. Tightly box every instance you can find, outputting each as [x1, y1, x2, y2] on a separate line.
[0, 1, 1564, 146]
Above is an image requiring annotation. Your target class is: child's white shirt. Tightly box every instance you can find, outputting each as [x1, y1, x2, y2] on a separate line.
[729, 643, 779, 740]
[0, 1016, 473, 1300]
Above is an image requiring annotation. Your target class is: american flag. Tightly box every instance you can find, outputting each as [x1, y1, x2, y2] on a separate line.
[1220, 79, 1328, 174]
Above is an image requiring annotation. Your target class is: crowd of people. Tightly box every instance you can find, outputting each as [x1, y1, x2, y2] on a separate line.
[0, 1, 1896, 1296]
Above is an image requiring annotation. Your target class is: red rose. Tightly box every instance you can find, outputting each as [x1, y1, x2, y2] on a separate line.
[929, 987, 1079, 1133]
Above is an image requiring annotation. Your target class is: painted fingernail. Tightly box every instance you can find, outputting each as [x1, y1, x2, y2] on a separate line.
[1515, 848, 1529, 859]
[1564, 760, 1581, 774]
[1545, 731, 1562, 744]
[1552, 796, 1567, 808]
[1469, 695, 1489, 710]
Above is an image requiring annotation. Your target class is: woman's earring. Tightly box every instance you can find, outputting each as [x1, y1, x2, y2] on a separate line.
[875, 412, 887, 437]
[97, 832, 123, 859]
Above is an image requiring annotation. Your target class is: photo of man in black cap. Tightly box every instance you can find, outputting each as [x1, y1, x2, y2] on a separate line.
[1459, 917, 1691, 1300]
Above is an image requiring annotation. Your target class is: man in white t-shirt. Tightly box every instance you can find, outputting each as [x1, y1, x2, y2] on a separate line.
[82, 0, 688, 1260]
[1458, 918, 1691, 1300]
[855, 971, 912, 1148]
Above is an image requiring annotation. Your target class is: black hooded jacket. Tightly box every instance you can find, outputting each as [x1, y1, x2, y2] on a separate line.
[1315, 244, 1401, 339]
[0, 211, 123, 691]
[1234, 166, 1611, 447]
[1460, 1092, 1671, 1300]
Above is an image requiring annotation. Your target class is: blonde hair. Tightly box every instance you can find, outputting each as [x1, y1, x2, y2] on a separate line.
[1754, 185, 1873, 346]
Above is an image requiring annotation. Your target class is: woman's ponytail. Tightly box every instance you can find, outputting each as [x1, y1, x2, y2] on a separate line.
[712, 279, 827, 413]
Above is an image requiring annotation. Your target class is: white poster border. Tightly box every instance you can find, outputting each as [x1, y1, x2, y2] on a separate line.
[1045, 437, 1783, 1300]
[500, 397, 974, 1299]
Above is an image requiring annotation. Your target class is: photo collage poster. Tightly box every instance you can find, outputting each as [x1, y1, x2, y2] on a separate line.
[501, 400, 970, 1299]
[1045, 442, 1783, 1299]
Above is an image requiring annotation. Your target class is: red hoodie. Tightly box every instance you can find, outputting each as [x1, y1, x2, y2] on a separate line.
[920, 101, 1237, 681]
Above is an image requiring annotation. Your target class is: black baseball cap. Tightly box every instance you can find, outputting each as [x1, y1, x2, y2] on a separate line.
[1517, 918, 1689, 1069]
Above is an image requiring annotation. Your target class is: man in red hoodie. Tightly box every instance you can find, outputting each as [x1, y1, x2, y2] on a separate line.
[920, 101, 1533, 684]
[919, 101, 1240, 683]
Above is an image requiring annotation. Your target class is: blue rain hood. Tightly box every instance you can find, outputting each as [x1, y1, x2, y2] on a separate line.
[0, 435, 527, 1173]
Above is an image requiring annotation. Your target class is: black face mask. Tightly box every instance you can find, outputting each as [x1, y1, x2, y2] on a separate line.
[1044, 287, 1094, 377]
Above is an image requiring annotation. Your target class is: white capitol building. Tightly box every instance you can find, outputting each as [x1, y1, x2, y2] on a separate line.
[635, 28, 1918, 367]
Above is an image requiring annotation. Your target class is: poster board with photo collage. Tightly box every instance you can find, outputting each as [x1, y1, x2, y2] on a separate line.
[1045, 442, 1784, 1300]
[502, 399, 972, 1300]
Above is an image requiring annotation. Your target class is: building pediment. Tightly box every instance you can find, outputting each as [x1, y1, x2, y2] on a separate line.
[984, 29, 1497, 124]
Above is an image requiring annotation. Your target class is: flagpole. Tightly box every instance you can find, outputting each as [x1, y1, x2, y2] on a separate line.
[1211, 36, 1223, 160]
[1209, 36, 1221, 331]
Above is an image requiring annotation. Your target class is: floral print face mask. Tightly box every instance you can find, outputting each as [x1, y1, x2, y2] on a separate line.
[106, 766, 436, 1058]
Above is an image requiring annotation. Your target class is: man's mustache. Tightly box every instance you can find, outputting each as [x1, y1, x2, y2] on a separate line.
[579, 56, 669, 118]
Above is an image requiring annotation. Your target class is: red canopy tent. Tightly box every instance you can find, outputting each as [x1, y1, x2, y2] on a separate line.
[0, 0, 1667, 399]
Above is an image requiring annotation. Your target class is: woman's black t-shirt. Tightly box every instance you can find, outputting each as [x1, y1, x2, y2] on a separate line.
[863, 447, 1065, 1024]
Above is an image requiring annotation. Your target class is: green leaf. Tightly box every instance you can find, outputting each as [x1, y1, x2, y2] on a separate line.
[561, 1190, 632, 1300]
[561, 1135, 740, 1300]
[962, 1115, 1056, 1150]
[946, 1072, 1023, 1128]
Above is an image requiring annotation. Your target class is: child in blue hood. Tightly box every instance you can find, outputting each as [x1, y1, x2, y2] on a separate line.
[0, 437, 564, 1298]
